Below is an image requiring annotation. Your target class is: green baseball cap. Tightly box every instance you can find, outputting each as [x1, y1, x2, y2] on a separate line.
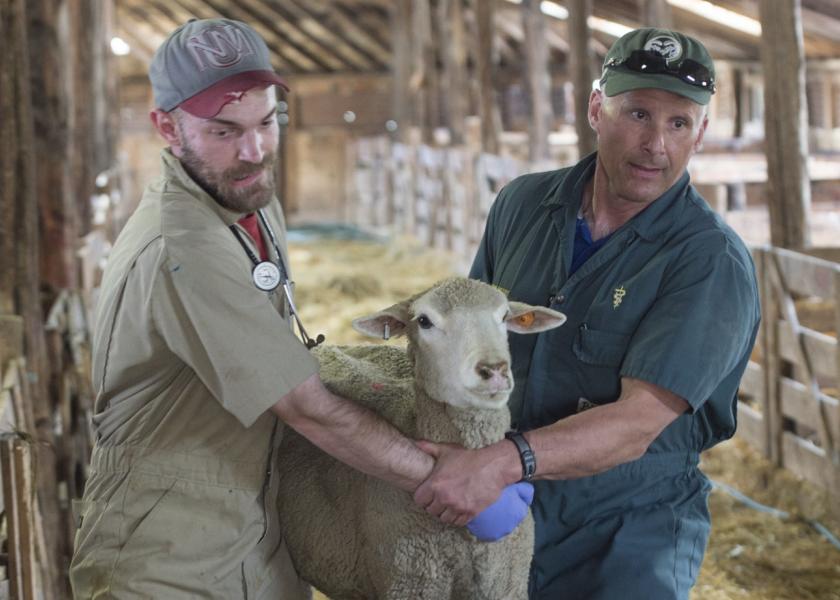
[149, 18, 289, 118]
[599, 28, 716, 105]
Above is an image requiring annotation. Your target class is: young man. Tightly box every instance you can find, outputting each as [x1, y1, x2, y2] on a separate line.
[70, 19, 528, 598]
[415, 28, 761, 599]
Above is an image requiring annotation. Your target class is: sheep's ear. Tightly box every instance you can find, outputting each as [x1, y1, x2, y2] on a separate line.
[506, 301, 566, 334]
[352, 302, 412, 339]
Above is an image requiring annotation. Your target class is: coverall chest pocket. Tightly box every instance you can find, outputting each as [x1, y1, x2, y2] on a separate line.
[572, 326, 630, 403]
[573, 326, 630, 366]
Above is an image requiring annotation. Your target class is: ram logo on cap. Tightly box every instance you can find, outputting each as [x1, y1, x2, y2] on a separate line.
[187, 24, 255, 71]
[643, 35, 683, 63]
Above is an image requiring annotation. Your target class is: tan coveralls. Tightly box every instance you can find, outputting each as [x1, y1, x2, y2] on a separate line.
[70, 150, 319, 599]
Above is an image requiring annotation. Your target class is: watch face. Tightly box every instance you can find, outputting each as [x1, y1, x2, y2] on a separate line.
[253, 261, 281, 291]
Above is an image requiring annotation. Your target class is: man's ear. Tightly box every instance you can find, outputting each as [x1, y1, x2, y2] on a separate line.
[506, 302, 566, 334]
[352, 302, 412, 339]
[150, 109, 183, 151]
[693, 114, 709, 153]
[588, 89, 604, 133]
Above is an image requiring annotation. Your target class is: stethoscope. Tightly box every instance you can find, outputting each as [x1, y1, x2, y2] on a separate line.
[230, 209, 325, 349]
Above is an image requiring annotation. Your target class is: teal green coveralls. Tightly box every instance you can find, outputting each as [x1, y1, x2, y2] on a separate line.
[470, 154, 760, 600]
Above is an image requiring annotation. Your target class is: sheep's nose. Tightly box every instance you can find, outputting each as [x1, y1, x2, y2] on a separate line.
[475, 361, 509, 380]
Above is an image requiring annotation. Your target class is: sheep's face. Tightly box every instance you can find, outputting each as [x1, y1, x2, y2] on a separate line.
[353, 278, 566, 410]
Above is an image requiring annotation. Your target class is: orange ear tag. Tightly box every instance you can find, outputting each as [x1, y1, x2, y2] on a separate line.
[515, 312, 536, 327]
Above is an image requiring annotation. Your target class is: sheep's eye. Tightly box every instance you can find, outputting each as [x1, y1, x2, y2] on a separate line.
[417, 315, 434, 329]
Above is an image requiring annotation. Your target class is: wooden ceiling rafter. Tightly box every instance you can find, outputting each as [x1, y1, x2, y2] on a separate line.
[331, 3, 391, 58]
[118, 3, 183, 42]
[114, 24, 158, 63]
[234, 0, 359, 72]
[283, 0, 388, 70]
[307, 2, 392, 68]
[111, 0, 840, 89]
[263, 0, 379, 71]
[114, 5, 170, 51]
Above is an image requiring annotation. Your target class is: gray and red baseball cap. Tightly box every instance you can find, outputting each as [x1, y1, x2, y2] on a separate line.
[149, 18, 288, 118]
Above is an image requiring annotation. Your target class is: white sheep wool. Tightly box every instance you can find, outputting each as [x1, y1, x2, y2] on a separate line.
[276, 277, 565, 600]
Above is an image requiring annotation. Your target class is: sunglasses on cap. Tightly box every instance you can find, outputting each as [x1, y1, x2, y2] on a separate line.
[606, 50, 716, 93]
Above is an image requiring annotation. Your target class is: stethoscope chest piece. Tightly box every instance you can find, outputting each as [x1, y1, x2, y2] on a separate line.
[252, 261, 281, 292]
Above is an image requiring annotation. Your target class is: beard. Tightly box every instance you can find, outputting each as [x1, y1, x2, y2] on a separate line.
[179, 143, 277, 214]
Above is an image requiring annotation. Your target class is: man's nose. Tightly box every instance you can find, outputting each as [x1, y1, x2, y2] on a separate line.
[238, 130, 265, 164]
[642, 123, 666, 154]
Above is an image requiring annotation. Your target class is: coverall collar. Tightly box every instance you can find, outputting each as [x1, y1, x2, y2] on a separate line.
[542, 151, 692, 242]
[160, 148, 247, 226]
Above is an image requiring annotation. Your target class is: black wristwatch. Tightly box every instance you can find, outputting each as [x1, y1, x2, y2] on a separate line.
[505, 430, 536, 482]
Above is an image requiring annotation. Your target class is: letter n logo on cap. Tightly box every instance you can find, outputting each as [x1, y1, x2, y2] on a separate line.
[187, 24, 254, 71]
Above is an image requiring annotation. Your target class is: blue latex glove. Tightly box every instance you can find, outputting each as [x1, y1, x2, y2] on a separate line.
[466, 482, 534, 542]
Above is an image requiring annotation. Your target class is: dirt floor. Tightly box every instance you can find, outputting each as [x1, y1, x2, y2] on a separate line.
[290, 236, 840, 600]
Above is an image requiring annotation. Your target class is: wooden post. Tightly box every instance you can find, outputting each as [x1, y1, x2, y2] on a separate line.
[834, 268, 840, 465]
[391, 0, 412, 142]
[67, 0, 97, 237]
[1, 436, 39, 600]
[437, 0, 469, 144]
[758, 0, 812, 250]
[411, 0, 435, 143]
[0, 0, 20, 316]
[0, 316, 24, 370]
[733, 67, 745, 139]
[637, 0, 672, 28]
[759, 249, 782, 464]
[27, 0, 77, 306]
[567, 0, 598, 157]
[474, 0, 499, 154]
[522, 0, 553, 162]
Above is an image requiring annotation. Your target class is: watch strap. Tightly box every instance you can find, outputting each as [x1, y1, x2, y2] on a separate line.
[505, 430, 536, 482]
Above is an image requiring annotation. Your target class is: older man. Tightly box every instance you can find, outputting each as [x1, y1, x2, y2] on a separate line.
[70, 18, 529, 599]
[416, 28, 760, 599]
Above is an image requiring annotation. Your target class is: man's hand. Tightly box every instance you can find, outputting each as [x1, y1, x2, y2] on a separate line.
[467, 482, 534, 541]
[412, 440, 520, 527]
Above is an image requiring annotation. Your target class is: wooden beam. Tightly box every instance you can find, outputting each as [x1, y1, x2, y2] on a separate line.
[475, 0, 499, 154]
[391, 0, 413, 140]
[759, 0, 812, 249]
[0, 0, 20, 315]
[28, 3, 77, 591]
[113, 6, 166, 54]
[567, 0, 597, 157]
[411, 0, 438, 142]
[437, 0, 469, 144]
[286, 0, 388, 70]
[332, 3, 391, 64]
[522, 0, 552, 162]
[119, 2, 180, 39]
[638, 0, 673, 28]
[274, 0, 378, 71]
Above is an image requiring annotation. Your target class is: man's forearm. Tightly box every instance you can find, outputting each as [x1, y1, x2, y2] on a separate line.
[525, 402, 656, 480]
[525, 378, 689, 480]
[273, 374, 434, 491]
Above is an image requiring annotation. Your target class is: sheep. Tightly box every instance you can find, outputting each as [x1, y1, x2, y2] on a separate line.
[276, 277, 566, 600]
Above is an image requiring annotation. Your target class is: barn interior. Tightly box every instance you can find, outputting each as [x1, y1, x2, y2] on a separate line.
[1, 0, 840, 598]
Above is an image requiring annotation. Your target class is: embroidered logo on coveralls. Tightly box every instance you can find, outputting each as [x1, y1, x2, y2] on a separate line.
[613, 286, 626, 309]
